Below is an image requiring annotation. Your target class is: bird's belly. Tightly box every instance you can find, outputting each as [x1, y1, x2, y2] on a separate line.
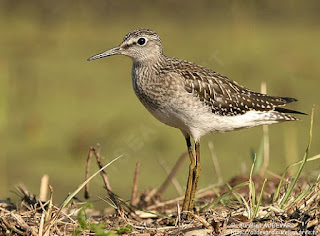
[137, 95, 183, 128]
[141, 95, 280, 140]
[184, 108, 280, 140]
[136, 93, 217, 133]
[134, 84, 280, 140]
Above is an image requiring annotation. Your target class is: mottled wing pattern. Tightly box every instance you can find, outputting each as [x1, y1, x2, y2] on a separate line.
[168, 59, 302, 118]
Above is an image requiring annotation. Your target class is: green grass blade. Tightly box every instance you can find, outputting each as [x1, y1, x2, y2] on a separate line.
[200, 181, 249, 212]
[279, 107, 314, 209]
[253, 178, 267, 218]
[290, 173, 320, 207]
[273, 171, 286, 202]
[273, 153, 320, 202]
[287, 154, 320, 168]
[249, 155, 257, 217]
[226, 183, 243, 204]
[253, 136, 265, 173]
[211, 188, 227, 206]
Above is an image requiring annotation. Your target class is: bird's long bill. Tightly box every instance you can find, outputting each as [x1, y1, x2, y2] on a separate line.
[87, 47, 121, 61]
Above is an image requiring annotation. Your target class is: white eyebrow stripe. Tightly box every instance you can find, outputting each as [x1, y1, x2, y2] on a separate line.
[126, 38, 136, 46]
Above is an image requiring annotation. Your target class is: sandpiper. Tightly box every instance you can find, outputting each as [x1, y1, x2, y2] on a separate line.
[88, 29, 304, 213]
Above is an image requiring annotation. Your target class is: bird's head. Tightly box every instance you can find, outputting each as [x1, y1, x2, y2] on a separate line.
[88, 29, 163, 63]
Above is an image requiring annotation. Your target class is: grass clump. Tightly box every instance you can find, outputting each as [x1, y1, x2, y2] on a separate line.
[72, 203, 112, 236]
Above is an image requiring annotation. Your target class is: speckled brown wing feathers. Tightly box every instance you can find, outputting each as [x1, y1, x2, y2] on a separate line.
[168, 59, 302, 117]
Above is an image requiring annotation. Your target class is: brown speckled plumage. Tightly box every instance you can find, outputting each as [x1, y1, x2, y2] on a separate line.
[160, 57, 301, 118]
[88, 29, 305, 213]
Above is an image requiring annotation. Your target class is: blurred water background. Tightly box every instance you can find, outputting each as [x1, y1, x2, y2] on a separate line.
[1, 0, 319, 207]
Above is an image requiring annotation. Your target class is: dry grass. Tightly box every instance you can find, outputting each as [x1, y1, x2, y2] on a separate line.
[1, 170, 319, 235]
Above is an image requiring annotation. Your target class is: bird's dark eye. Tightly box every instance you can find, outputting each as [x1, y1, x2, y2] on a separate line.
[137, 37, 146, 45]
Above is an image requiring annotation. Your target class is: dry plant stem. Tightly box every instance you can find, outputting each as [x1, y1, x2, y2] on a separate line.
[131, 162, 141, 206]
[144, 188, 158, 203]
[260, 82, 270, 175]
[208, 141, 223, 184]
[158, 158, 184, 196]
[84, 145, 123, 215]
[2, 217, 26, 235]
[176, 203, 181, 229]
[265, 170, 282, 179]
[91, 147, 123, 214]
[39, 211, 45, 236]
[92, 147, 112, 191]
[157, 151, 187, 197]
[42, 185, 54, 235]
[84, 146, 93, 199]
[85, 145, 113, 198]
[12, 213, 38, 236]
[39, 174, 49, 202]
[189, 211, 213, 230]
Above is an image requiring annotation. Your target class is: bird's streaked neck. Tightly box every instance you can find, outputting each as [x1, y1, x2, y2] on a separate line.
[131, 52, 165, 67]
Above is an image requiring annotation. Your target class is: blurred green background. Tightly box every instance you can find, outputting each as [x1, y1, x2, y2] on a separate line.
[1, 0, 319, 207]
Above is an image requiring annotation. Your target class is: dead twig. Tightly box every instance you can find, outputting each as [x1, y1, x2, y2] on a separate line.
[131, 162, 141, 206]
[189, 211, 213, 230]
[91, 145, 113, 191]
[85, 145, 113, 198]
[39, 174, 49, 202]
[208, 141, 223, 185]
[84, 145, 124, 216]
[1, 217, 26, 235]
[158, 158, 184, 196]
[176, 202, 181, 234]
[11, 212, 38, 236]
[156, 151, 188, 197]
[260, 82, 270, 176]
[144, 188, 158, 204]
[42, 185, 54, 235]
[84, 146, 93, 199]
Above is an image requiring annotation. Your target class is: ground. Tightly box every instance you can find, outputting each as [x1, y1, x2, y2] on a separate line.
[1, 174, 319, 236]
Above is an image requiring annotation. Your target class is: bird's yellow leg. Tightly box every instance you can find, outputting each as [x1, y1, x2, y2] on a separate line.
[188, 141, 201, 211]
[182, 136, 195, 212]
